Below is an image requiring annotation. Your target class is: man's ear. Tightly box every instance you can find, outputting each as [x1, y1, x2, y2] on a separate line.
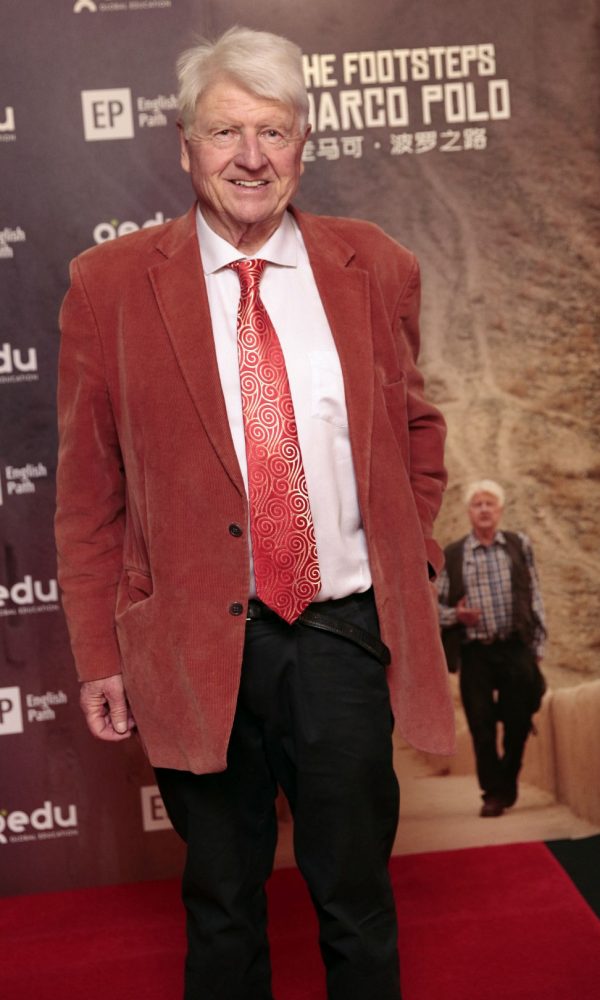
[177, 120, 191, 174]
[299, 122, 312, 176]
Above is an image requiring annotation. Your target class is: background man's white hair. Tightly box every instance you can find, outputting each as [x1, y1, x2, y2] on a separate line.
[464, 479, 506, 506]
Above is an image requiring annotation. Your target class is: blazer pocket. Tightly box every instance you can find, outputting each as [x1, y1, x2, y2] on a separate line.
[125, 568, 154, 605]
[382, 374, 407, 403]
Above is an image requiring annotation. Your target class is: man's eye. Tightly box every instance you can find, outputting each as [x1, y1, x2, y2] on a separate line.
[262, 129, 284, 142]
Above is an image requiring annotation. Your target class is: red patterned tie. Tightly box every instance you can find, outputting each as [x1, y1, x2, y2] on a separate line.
[229, 258, 321, 623]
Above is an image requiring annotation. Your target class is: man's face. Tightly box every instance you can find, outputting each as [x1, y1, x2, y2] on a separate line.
[179, 78, 309, 250]
[468, 491, 503, 534]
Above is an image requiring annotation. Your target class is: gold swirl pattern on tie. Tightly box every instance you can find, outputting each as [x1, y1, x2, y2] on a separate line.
[229, 258, 321, 623]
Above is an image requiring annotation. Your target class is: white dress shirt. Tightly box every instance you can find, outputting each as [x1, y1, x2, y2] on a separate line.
[196, 206, 372, 601]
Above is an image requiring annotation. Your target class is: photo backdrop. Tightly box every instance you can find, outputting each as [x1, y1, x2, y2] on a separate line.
[1, 0, 598, 895]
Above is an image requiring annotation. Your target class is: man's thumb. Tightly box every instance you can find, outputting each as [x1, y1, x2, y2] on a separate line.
[110, 699, 129, 734]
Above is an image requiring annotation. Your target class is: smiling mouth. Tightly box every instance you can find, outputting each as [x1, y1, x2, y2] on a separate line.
[230, 180, 269, 187]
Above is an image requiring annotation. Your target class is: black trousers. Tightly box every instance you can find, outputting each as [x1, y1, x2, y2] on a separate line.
[155, 590, 401, 1000]
[459, 637, 535, 805]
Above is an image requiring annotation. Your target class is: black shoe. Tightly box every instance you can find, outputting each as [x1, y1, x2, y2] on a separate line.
[480, 798, 505, 818]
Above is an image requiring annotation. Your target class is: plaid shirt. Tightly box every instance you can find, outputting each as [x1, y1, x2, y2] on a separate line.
[437, 531, 546, 659]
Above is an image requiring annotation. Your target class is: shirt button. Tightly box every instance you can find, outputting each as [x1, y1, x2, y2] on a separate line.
[229, 523, 243, 537]
[229, 602, 244, 616]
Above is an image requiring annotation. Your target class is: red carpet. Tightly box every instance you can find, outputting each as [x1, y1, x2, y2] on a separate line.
[2, 842, 600, 1000]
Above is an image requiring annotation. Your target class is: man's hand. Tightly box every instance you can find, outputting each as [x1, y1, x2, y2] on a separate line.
[455, 596, 481, 627]
[80, 675, 136, 741]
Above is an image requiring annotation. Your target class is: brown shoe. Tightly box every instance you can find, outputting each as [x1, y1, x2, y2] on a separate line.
[480, 798, 505, 817]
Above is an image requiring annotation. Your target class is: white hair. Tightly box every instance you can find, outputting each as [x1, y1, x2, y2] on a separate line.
[464, 479, 506, 506]
[176, 26, 309, 136]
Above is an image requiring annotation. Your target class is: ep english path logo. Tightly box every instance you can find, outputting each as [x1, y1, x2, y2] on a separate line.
[0, 687, 24, 735]
[81, 89, 134, 141]
[141, 785, 172, 832]
[0, 106, 16, 141]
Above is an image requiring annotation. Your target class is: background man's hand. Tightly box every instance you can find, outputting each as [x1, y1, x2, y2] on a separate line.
[80, 674, 136, 741]
[455, 596, 482, 627]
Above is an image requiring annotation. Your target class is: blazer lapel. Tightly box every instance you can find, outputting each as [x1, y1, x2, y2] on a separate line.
[148, 210, 245, 497]
[295, 210, 374, 510]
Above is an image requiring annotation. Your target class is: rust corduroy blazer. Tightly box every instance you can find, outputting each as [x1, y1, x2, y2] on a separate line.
[55, 205, 456, 772]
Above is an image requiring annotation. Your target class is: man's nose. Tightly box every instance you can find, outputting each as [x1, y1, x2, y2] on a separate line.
[234, 133, 267, 169]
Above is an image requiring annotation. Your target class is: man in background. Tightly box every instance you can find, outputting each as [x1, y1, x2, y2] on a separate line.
[437, 479, 546, 817]
[56, 26, 454, 1000]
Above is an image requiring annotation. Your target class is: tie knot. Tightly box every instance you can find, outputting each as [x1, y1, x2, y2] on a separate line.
[229, 258, 267, 295]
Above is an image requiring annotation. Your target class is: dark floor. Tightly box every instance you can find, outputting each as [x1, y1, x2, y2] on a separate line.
[546, 834, 600, 917]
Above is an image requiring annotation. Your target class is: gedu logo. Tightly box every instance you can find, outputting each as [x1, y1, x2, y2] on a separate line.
[93, 210, 168, 244]
[0, 341, 38, 384]
[0, 342, 36, 374]
[0, 575, 60, 617]
[0, 801, 78, 845]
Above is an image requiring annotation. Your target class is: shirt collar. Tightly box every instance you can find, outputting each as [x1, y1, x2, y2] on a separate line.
[195, 205, 299, 275]
[468, 530, 507, 551]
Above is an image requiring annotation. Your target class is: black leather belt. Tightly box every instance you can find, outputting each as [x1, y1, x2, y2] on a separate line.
[246, 592, 391, 667]
[470, 634, 513, 647]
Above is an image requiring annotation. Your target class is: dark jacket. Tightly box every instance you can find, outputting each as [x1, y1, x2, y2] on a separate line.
[441, 531, 537, 673]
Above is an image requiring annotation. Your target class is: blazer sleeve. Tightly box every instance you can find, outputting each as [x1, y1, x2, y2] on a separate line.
[55, 258, 125, 681]
[393, 255, 447, 577]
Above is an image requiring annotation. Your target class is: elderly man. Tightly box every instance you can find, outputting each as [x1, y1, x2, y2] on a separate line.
[437, 480, 546, 818]
[56, 26, 454, 1000]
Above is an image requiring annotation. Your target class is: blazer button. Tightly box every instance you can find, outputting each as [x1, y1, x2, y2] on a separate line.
[229, 523, 243, 537]
[229, 602, 244, 616]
